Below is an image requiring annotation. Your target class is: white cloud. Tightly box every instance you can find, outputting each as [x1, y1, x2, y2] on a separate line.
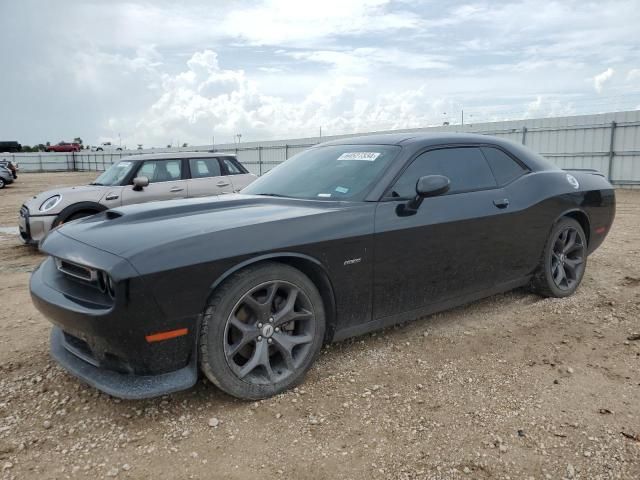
[594, 68, 615, 93]
[2, 0, 640, 146]
[126, 50, 460, 145]
[524, 95, 575, 118]
[287, 48, 451, 74]
[627, 68, 640, 81]
[224, 0, 421, 46]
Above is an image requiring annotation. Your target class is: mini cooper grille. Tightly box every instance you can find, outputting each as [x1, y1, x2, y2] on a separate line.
[55, 258, 97, 282]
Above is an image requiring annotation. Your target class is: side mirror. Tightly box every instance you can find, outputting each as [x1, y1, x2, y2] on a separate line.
[407, 175, 450, 210]
[132, 176, 149, 191]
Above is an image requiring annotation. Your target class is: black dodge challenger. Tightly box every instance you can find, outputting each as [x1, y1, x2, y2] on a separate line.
[30, 133, 615, 400]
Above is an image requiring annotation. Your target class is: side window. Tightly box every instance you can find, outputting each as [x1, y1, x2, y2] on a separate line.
[137, 159, 182, 183]
[222, 158, 242, 175]
[390, 147, 497, 198]
[481, 147, 528, 185]
[189, 158, 222, 179]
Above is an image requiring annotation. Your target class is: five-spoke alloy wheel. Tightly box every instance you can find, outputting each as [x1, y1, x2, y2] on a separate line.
[533, 217, 587, 298]
[224, 281, 316, 386]
[200, 262, 325, 400]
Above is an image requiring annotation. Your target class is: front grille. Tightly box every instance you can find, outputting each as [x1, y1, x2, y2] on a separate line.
[55, 258, 97, 282]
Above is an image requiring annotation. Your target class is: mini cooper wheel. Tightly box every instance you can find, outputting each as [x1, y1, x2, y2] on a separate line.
[533, 217, 587, 298]
[199, 262, 325, 400]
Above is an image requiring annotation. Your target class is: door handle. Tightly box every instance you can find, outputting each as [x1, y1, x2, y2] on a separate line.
[216, 181, 230, 187]
[170, 187, 184, 193]
[493, 198, 510, 209]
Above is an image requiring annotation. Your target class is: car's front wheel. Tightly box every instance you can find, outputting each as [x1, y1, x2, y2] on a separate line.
[533, 217, 587, 298]
[200, 262, 325, 400]
[0, 178, 5, 189]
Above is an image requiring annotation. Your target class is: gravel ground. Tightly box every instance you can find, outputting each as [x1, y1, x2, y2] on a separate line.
[0, 173, 638, 480]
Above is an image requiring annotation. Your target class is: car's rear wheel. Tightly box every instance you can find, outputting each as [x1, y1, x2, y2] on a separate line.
[200, 262, 325, 400]
[533, 217, 587, 298]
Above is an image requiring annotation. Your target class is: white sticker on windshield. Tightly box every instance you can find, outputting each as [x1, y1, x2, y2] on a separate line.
[335, 186, 349, 194]
[337, 152, 380, 161]
[117, 162, 131, 167]
[317, 193, 332, 198]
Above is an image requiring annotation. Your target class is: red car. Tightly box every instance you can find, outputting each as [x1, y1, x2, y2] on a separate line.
[45, 142, 82, 152]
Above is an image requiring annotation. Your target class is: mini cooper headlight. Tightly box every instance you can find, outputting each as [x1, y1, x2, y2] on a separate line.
[40, 195, 62, 212]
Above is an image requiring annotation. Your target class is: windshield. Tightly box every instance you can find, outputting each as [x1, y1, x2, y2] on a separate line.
[242, 145, 400, 201]
[91, 160, 136, 186]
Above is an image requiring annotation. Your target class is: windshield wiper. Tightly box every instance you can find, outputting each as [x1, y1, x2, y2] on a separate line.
[89, 182, 104, 186]
[255, 193, 290, 198]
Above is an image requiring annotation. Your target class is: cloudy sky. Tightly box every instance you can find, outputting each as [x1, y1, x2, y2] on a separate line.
[1, 0, 639, 147]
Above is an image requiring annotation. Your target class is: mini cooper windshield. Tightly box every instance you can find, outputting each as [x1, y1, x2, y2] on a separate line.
[242, 145, 401, 200]
[90, 160, 136, 186]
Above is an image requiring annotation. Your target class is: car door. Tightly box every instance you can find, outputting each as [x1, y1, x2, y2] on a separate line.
[186, 157, 235, 198]
[220, 157, 257, 192]
[120, 158, 188, 205]
[372, 146, 513, 319]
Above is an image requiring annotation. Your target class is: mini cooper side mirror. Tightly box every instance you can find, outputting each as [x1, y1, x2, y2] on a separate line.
[407, 175, 451, 210]
[132, 176, 150, 191]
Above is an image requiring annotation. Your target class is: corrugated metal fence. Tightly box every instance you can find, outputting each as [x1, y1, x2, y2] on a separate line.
[4, 110, 640, 185]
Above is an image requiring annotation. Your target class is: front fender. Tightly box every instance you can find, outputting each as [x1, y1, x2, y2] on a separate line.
[54, 201, 108, 226]
[208, 252, 329, 291]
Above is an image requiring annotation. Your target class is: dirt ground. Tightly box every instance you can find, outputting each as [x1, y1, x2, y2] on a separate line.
[0, 173, 638, 480]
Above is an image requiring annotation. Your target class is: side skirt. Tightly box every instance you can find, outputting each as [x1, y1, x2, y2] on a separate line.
[332, 276, 531, 342]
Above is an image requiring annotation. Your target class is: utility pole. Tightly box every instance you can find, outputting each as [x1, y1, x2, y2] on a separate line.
[461, 109, 464, 126]
[212, 134, 215, 151]
[319, 126, 322, 139]
[237, 133, 242, 144]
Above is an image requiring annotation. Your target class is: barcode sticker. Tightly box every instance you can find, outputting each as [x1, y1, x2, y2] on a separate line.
[337, 152, 380, 161]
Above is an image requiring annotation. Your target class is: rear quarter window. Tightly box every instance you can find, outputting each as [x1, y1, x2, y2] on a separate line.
[481, 147, 528, 185]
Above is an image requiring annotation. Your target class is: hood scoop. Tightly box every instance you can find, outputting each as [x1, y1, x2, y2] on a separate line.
[105, 210, 123, 220]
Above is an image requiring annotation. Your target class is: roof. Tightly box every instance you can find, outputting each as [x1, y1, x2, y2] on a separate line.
[120, 151, 237, 161]
[319, 132, 504, 147]
[319, 132, 557, 172]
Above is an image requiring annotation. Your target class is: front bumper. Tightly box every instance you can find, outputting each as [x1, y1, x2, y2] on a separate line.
[50, 327, 198, 400]
[18, 206, 56, 245]
[30, 247, 199, 399]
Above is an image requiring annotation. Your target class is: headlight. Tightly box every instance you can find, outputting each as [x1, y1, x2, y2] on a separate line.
[97, 270, 116, 298]
[40, 195, 62, 212]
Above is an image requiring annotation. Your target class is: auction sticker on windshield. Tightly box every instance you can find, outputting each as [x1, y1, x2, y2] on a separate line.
[337, 152, 381, 161]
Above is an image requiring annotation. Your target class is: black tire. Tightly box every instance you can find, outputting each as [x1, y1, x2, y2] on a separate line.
[55, 211, 97, 226]
[0, 178, 5, 189]
[532, 217, 587, 298]
[200, 262, 325, 400]
[96, 148, 103, 151]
